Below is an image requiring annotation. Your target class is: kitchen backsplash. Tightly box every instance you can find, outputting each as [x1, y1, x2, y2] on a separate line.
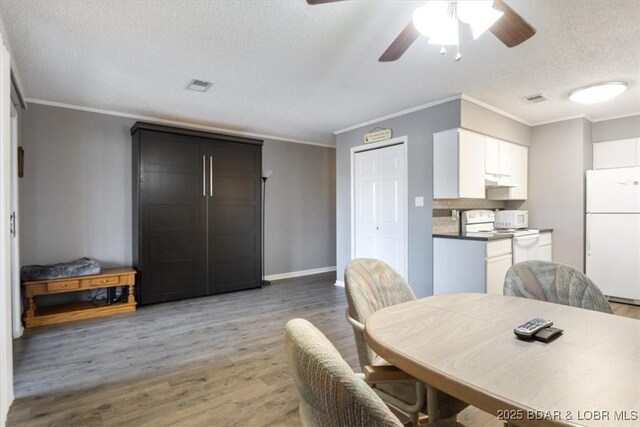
[433, 198, 507, 234]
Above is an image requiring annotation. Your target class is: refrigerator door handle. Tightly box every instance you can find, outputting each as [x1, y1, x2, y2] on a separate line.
[586, 170, 592, 213]
[586, 214, 591, 256]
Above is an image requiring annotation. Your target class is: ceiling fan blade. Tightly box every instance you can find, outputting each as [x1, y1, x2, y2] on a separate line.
[306, 0, 347, 4]
[489, 0, 536, 47]
[379, 21, 421, 62]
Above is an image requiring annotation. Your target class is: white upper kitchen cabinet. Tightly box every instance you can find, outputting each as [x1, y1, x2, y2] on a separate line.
[593, 138, 640, 170]
[486, 143, 528, 200]
[433, 128, 485, 199]
[485, 137, 512, 177]
[485, 137, 501, 175]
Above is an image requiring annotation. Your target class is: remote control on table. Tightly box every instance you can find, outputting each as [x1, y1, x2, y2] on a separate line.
[514, 318, 553, 339]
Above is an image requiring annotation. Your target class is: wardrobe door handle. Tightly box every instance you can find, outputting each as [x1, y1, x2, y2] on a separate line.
[202, 155, 206, 197]
[209, 156, 213, 197]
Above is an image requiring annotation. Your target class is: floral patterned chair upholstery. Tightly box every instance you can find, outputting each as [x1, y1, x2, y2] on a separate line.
[284, 318, 464, 427]
[344, 258, 468, 425]
[504, 260, 613, 313]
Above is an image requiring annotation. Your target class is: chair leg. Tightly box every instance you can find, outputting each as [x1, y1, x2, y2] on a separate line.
[410, 411, 420, 426]
[425, 385, 439, 424]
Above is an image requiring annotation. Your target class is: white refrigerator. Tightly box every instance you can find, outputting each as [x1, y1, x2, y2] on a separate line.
[586, 166, 640, 303]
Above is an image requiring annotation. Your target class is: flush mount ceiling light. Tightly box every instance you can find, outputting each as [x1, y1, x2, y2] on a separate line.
[412, 1, 504, 60]
[569, 81, 628, 104]
[186, 79, 213, 92]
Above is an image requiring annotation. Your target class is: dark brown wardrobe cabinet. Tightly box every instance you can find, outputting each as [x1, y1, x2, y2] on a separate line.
[131, 122, 263, 305]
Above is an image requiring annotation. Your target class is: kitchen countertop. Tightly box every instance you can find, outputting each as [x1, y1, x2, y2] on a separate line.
[433, 228, 553, 242]
[432, 232, 512, 241]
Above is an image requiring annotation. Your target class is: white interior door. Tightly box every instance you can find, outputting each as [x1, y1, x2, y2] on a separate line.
[353, 143, 407, 278]
[586, 213, 640, 301]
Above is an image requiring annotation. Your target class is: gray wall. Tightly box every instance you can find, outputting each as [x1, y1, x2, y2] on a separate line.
[20, 104, 133, 267]
[19, 103, 336, 277]
[592, 114, 640, 142]
[517, 114, 640, 273]
[461, 99, 531, 146]
[336, 100, 461, 297]
[262, 140, 336, 275]
[521, 118, 591, 271]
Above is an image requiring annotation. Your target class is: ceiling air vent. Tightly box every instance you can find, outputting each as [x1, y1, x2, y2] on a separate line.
[186, 79, 213, 92]
[524, 93, 548, 103]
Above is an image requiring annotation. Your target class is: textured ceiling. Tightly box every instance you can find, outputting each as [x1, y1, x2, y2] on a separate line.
[1, 0, 639, 144]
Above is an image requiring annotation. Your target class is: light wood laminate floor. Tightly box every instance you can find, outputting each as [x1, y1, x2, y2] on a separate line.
[8, 273, 639, 427]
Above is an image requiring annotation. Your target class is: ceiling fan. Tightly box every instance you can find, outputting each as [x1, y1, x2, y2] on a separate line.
[307, 0, 536, 62]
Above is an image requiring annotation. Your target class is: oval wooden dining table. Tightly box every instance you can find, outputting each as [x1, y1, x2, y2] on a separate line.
[364, 293, 640, 427]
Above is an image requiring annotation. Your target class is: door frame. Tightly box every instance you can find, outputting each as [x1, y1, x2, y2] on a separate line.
[10, 103, 21, 339]
[0, 32, 14, 426]
[350, 136, 409, 279]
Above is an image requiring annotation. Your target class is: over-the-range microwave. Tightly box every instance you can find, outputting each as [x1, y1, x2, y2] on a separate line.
[494, 210, 529, 229]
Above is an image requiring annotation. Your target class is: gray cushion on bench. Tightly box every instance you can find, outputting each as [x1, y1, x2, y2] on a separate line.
[21, 257, 102, 282]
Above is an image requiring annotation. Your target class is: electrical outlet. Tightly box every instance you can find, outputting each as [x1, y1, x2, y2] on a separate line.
[415, 197, 424, 207]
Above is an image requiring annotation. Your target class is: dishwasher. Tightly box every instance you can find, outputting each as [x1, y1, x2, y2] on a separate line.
[512, 232, 540, 264]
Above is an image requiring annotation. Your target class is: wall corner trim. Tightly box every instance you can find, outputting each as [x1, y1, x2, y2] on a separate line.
[264, 266, 337, 281]
[24, 98, 337, 149]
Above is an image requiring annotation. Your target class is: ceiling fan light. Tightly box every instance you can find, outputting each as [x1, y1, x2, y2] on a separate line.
[412, 1, 449, 38]
[569, 82, 628, 104]
[427, 19, 459, 46]
[458, 1, 504, 39]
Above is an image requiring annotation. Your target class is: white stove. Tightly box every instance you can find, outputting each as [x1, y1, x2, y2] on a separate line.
[461, 210, 540, 263]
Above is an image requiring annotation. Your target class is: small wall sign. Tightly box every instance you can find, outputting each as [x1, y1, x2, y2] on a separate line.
[364, 128, 392, 144]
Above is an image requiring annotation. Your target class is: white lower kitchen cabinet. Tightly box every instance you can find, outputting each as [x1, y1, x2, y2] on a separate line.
[433, 237, 513, 295]
[538, 231, 553, 262]
[486, 239, 513, 294]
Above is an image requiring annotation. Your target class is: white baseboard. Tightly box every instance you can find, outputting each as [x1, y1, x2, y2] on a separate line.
[265, 266, 336, 281]
[13, 325, 23, 339]
[334, 280, 345, 288]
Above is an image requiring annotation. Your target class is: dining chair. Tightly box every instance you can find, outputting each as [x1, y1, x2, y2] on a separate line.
[503, 260, 613, 313]
[344, 258, 468, 425]
[284, 318, 464, 427]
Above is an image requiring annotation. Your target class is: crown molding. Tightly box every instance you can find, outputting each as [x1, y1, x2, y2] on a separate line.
[333, 93, 535, 136]
[591, 111, 640, 123]
[24, 98, 336, 149]
[530, 114, 592, 127]
[459, 94, 532, 126]
[333, 94, 463, 135]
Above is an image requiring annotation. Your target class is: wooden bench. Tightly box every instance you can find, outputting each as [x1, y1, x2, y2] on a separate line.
[22, 267, 137, 328]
